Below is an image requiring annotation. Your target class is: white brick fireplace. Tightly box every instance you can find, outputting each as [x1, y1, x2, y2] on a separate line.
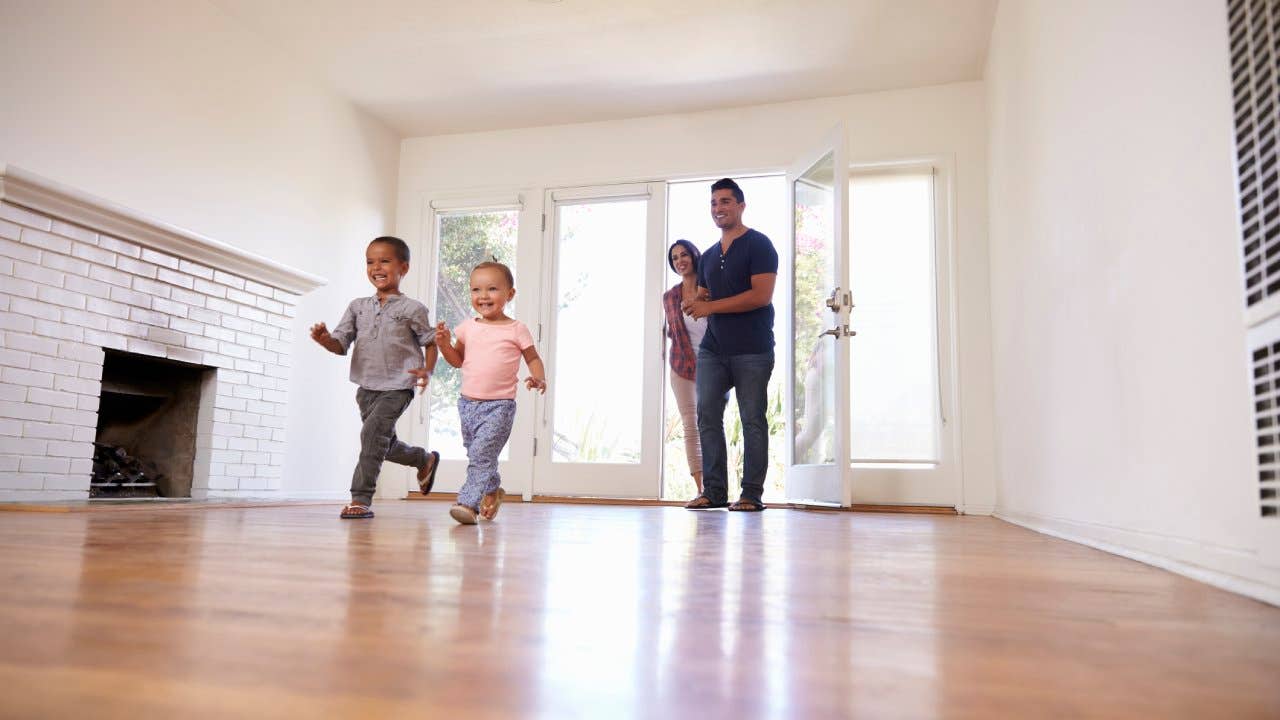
[0, 166, 325, 500]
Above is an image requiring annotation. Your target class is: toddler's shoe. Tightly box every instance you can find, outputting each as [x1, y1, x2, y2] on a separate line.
[480, 488, 506, 520]
[449, 503, 478, 525]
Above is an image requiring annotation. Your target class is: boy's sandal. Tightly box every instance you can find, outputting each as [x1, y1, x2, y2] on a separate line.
[417, 451, 441, 495]
[729, 498, 766, 512]
[340, 504, 374, 519]
[480, 488, 506, 520]
[449, 504, 478, 525]
[684, 496, 729, 510]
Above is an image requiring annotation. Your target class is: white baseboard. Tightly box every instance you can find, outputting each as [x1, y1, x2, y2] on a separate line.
[0, 490, 88, 502]
[958, 503, 995, 516]
[199, 489, 348, 501]
[0, 489, 351, 503]
[270, 490, 349, 501]
[995, 510, 1280, 607]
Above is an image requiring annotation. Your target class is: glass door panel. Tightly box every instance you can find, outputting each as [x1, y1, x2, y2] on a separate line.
[793, 156, 838, 466]
[848, 172, 939, 462]
[535, 184, 666, 498]
[550, 200, 646, 464]
[428, 209, 520, 464]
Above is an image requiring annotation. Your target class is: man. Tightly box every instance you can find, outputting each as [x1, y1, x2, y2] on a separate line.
[682, 178, 778, 511]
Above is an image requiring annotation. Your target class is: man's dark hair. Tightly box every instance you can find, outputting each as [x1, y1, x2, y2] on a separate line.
[473, 261, 515, 287]
[370, 235, 410, 263]
[667, 239, 701, 275]
[711, 178, 744, 203]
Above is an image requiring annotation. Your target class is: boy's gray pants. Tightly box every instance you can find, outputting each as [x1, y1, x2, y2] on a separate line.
[350, 387, 427, 506]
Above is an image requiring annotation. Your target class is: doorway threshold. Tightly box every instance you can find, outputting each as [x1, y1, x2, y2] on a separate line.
[407, 492, 955, 514]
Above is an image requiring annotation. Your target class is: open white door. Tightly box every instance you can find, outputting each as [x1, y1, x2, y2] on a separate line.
[785, 125, 851, 506]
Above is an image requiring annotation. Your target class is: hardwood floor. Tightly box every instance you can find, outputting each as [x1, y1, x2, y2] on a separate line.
[0, 501, 1276, 719]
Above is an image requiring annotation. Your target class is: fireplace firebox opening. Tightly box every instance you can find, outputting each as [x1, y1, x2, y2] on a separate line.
[92, 350, 212, 499]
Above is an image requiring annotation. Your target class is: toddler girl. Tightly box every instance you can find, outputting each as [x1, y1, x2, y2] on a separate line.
[433, 261, 546, 524]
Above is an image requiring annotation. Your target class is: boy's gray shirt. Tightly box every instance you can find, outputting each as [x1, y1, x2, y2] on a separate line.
[329, 294, 434, 391]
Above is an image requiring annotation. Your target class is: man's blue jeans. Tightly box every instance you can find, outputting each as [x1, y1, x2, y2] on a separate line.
[695, 348, 775, 504]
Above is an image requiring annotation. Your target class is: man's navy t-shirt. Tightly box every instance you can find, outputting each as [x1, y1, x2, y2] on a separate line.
[697, 228, 779, 356]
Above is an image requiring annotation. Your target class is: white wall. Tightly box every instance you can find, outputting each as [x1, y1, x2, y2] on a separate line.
[398, 82, 998, 512]
[0, 0, 402, 498]
[985, 0, 1279, 602]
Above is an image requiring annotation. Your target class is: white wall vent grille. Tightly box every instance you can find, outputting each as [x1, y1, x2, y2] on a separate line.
[1229, 0, 1279, 305]
[1251, 340, 1280, 516]
[1231, 0, 1280, 521]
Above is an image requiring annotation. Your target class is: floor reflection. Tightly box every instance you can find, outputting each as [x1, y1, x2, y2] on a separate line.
[536, 507, 646, 718]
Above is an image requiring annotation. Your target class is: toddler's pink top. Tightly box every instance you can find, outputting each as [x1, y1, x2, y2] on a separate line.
[454, 318, 536, 400]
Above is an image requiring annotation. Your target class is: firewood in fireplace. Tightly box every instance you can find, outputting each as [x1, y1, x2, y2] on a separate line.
[90, 443, 161, 497]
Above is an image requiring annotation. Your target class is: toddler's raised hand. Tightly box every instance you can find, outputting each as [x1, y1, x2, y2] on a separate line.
[524, 375, 547, 394]
[434, 321, 451, 346]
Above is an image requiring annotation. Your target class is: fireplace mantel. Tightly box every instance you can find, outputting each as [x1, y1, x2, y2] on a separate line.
[0, 165, 326, 295]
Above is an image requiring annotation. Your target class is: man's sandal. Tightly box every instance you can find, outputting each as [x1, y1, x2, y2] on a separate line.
[340, 504, 374, 519]
[729, 498, 766, 512]
[417, 451, 440, 495]
[684, 496, 729, 510]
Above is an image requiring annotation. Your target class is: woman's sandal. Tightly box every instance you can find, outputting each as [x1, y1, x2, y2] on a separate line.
[449, 504, 478, 525]
[684, 496, 729, 510]
[729, 498, 766, 512]
[340, 504, 374, 519]
[417, 451, 440, 495]
[480, 488, 506, 520]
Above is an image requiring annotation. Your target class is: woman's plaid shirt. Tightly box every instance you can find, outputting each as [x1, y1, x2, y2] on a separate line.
[662, 284, 697, 381]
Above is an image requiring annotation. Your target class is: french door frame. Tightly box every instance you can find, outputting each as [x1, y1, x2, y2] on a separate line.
[782, 133, 964, 510]
[784, 125, 852, 507]
[843, 156, 963, 509]
[396, 191, 542, 501]
[532, 183, 668, 498]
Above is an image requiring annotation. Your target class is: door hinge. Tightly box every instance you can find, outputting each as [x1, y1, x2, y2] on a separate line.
[533, 437, 538, 456]
[537, 323, 543, 342]
[541, 214, 547, 232]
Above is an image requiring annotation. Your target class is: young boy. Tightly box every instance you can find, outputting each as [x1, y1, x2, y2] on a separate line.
[310, 236, 440, 519]
[434, 261, 547, 525]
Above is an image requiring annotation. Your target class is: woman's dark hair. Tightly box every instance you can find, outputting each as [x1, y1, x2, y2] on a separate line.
[667, 239, 701, 275]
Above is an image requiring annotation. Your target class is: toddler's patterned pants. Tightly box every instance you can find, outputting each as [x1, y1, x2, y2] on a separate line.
[457, 397, 516, 510]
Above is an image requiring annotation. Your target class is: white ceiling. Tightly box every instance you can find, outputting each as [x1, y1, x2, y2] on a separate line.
[211, 0, 998, 138]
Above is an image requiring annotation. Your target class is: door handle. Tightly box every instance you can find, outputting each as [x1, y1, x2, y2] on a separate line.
[819, 324, 856, 338]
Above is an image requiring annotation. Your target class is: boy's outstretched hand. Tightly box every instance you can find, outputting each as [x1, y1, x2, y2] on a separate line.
[310, 322, 343, 354]
[524, 376, 547, 394]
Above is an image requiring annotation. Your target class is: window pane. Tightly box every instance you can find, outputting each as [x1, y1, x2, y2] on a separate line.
[428, 210, 518, 461]
[794, 155, 838, 467]
[552, 200, 647, 463]
[848, 173, 940, 462]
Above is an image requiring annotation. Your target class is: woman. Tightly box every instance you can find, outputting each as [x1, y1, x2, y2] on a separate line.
[662, 239, 706, 495]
